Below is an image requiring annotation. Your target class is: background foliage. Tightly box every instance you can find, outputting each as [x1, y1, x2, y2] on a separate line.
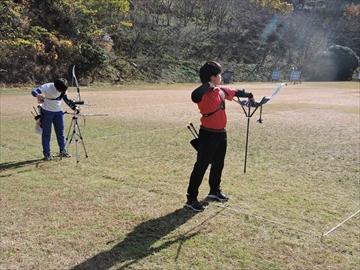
[0, 0, 359, 85]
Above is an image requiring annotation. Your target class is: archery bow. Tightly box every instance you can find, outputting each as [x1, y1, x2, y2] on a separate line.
[233, 83, 285, 121]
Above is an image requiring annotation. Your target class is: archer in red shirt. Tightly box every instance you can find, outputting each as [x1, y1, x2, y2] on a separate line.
[185, 61, 255, 212]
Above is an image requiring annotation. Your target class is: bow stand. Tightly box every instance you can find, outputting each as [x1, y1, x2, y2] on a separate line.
[234, 83, 285, 173]
[64, 111, 88, 163]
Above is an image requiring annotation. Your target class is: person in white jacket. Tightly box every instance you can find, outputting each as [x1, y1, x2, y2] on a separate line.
[31, 78, 79, 161]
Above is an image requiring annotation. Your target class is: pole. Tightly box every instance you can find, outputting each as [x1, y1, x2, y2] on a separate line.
[257, 105, 263, 123]
[244, 106, 251, 173]
[232, 84, 285, 173]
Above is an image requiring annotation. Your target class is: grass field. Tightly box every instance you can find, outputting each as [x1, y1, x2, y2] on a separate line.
[1, 82, 359, 270]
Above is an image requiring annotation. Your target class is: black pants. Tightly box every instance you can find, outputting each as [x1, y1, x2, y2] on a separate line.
[187, 128, 227, 199]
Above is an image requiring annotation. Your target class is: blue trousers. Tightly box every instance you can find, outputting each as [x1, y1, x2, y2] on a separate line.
[187, 128, 227, 199]
[41, 109, 65, 155]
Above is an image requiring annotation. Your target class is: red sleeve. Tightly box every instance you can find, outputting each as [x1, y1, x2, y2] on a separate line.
[219, 86, 236, 101]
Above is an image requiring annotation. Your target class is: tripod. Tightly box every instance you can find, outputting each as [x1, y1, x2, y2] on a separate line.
[64, 113, 88, 163]
[238, 99, 264, 173]
[234, 83, 285, 173]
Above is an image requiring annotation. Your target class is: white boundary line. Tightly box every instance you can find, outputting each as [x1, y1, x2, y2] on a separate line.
[322, 209, 360, 237]
[213, 204, 319, 237]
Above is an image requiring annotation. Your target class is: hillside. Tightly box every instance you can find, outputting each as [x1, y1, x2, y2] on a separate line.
[0, 0, 359, 85]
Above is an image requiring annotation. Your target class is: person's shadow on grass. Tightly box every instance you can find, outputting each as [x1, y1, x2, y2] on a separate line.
[0, 159, 43, 176]
[70, 205, 220, 270]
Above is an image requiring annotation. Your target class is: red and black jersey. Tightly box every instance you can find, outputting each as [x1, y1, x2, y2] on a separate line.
[197, 87, 236, 130]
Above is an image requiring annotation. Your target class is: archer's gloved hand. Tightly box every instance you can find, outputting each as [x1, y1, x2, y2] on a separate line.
[248, 97, 255, 104]
[74, 106, 81, 114]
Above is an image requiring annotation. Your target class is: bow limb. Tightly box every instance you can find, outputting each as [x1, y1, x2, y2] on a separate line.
[72, 65, 81, 100]
[261, 83, 285, 104]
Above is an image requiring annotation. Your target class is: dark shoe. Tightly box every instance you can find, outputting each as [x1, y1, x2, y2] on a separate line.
[184, 198, 205, 212]
[207, 190, 229, 202]
[60, 149, 72, 158]
[43, 153, 53, 161]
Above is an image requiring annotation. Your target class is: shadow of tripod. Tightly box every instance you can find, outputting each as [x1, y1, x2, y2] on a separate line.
[64, 113, 88, 163]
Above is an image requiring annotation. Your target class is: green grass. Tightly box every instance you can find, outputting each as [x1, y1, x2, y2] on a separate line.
[1, 82, 359, 269]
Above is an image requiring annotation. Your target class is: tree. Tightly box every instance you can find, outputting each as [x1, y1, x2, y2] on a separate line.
[332, 2, 360, 56]
[250, 0, 293, 12]
[1, 0, 359, 84]
[0, 0, 130, 83]
[309, 45, 359, 81]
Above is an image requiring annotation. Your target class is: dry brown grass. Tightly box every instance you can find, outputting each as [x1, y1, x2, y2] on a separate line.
[1, 81, 359, 269]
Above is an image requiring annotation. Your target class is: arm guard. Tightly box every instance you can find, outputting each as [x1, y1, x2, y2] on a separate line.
[31, 88, 42, 97]
[235, 89, 253, 98]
